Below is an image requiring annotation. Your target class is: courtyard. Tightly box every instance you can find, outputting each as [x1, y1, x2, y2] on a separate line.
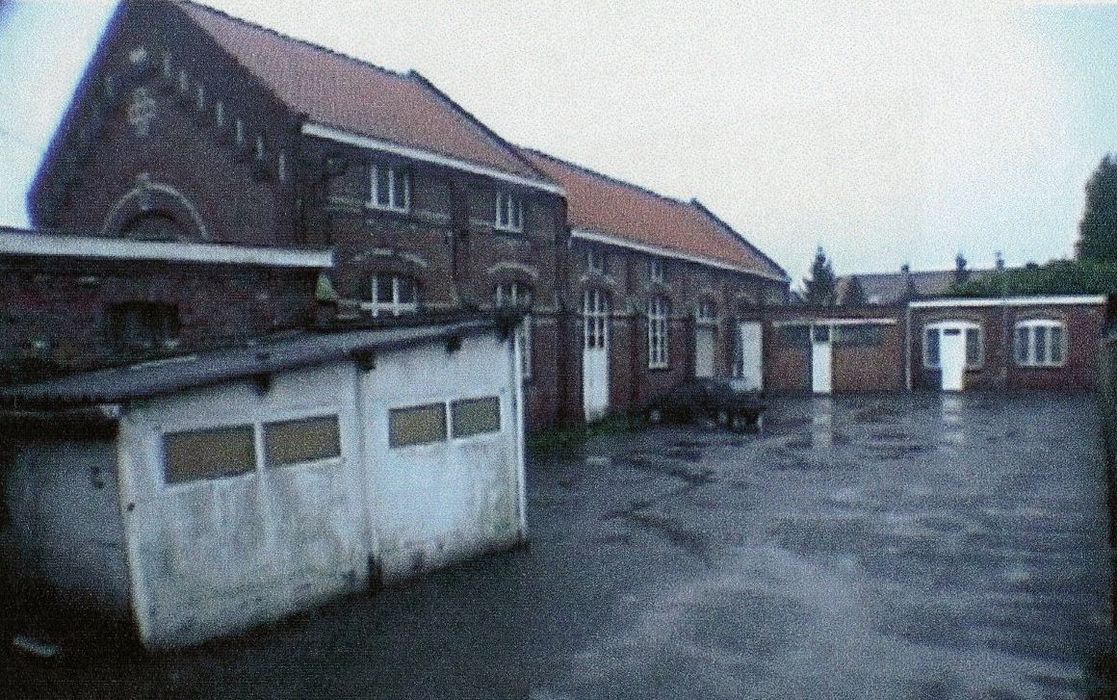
[2, 392, 1114, 699]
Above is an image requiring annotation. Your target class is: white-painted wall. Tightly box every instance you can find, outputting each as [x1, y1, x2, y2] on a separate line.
[4, 439, 131, 617]
[103, 329, 523, 649]
[117, 361, 366, 649]
[361, 333, 523, 581]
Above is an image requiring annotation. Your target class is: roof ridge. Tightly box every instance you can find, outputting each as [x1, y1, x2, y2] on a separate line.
[522, 148, 693, 209]
[173, 0, 410, 82]
[406, 72, 555, 186]
[689, 199, 789, 280]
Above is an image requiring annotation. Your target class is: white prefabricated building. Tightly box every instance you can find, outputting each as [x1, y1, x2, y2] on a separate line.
[0, 317, 527, 650]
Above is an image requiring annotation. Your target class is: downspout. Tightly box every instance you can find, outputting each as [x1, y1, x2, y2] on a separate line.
[905, 303, 913, 391]
[512, 322, 528, 545]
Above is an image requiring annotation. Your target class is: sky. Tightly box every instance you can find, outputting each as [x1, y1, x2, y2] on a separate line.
[0, 1, 1115, 284]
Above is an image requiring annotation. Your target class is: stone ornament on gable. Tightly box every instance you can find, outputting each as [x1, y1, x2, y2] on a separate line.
[128, 87, 157, 138]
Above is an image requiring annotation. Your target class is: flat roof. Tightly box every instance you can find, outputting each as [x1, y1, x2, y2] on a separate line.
[0, 317, 500, 409]
[0, 227, 333, 269]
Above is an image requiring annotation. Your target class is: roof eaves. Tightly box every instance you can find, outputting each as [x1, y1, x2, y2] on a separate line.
[689, 199, 790, 282]
[406, 72, 559, 191]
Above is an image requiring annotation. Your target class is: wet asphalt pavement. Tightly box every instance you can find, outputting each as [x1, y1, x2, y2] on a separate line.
[3, 392, 1114, 699]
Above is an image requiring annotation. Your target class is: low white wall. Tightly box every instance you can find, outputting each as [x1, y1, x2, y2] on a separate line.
[117, 361, 367, 649]
[362, 333, 523, 580]
[4, 439, 131, 618]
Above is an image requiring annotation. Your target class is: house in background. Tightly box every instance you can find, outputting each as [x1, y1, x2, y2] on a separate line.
[835, 263, 1012, 305]
[750, 295, 1105, 394]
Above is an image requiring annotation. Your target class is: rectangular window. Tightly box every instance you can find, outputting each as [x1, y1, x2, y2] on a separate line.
[451, 397, 501, 438]
[369, 163, 410, 212]
[195, 84, 205, 111]
[163, 425, 256, 484]
[388, 403, 447, 448]
[1015, 326, 1030, 365]
[278, 151, 288, 182]
[586, 248, 606, 274]
[649, 258, 666, 283]
[105, 302, 180, 353]
[924, 328, 940, 368]
[255, 135, 266, 161]
[648, 296, 669, 368]
[264, 415, 341, 468]
[1050, 325, 1064, 364]
[495, 192, 524, 232]
[965, 328, 982, 368]
[367, 275, 419, 317]
[215, 101, 225, 128]
[235, 118, 245, 147]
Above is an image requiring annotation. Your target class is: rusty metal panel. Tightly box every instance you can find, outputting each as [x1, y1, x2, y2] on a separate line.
[162, 425, 255, 483]
[388, 403, 446, 448]
[450, 397, 500, 438]
[264, 415, 341, 468]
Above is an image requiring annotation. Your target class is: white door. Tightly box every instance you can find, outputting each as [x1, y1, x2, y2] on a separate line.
[582, 289, 610, 421]
[734, 322, 763, 391]
[695, 325, 715, 378]
[811, 325, 832, 394]
[939, 328, 966, 391]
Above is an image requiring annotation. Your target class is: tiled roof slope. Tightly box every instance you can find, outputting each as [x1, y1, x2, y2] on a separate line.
[522, 150, 787, 280]
[173, 1, 547, 183]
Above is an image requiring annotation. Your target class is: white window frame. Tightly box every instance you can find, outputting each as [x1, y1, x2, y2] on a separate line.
[160, 406, 342, 489]
[648, 295, 670, 369]
[195, 84, 205, 111]
[495, 191, 524, 232]
[1014, 319, 1067, 368]
[495, 282, 533, 379]
[255, 135, 266, 161]
[923, 321, 983, 370]
[583, 288, 609, 350]
[235, 118, 245, 147]
[649, 258, 666, 283]
[215, 100, 225, 128]
[368, 163, 411, 213]
[586, 247, 605, 274]
[363, 274, 418, 317]
[697, 299, 717, 324]
[278, 151, 288, 182]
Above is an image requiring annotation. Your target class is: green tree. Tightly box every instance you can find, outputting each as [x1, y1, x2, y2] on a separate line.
[804, 246, 836, 306]
[841, 275, 866, 306]
[950, 257, 1117, 296]
[1078, 154, 1117, 262]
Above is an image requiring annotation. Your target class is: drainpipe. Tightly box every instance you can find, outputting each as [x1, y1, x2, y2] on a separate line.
[905, 302, 912, 391]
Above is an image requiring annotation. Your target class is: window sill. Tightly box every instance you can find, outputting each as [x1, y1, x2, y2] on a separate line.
[1015, 363, 1066, 369]
[648, 365, 672, 372]
[366, 202, 412, 216]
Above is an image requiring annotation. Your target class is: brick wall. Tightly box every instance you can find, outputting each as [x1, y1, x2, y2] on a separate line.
[0, 256, 317, 378]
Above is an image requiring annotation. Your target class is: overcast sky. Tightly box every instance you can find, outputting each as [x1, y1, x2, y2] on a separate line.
[1, 1, 1115, 282]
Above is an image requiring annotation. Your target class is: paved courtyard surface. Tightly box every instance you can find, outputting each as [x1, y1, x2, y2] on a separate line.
[3, 392, 1114, 699]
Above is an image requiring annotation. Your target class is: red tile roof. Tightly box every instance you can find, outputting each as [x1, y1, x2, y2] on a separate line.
[522, 150, 787, 280]
[173, 1, 548, 183]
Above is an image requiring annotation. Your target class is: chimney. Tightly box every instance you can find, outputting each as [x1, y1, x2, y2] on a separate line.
[995, 251, 1005, 272]
[900, 263, 910, 274]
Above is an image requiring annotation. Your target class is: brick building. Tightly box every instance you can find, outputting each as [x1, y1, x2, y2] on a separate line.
[24, 0, 789, 426]
[753, 296, 1106, 394]
[522, 151, 789, 420]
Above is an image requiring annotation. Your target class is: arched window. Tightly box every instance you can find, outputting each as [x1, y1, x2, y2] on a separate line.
[648, 295, 670, 369]
[1015, 319, 1066, 367]
[697, 298, 717, 324]
[121, 213, 188, 242]
[495, 282, 532, 308]
[365, 274, 418, 317]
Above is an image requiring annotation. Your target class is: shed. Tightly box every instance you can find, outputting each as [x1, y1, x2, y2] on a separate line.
[0, 316, 527, 650]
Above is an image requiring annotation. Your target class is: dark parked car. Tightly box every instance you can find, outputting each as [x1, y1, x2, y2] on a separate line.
[646, 379, 766, 432]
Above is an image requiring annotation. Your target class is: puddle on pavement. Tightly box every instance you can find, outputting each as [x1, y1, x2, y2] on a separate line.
[867, 444, 935, 460]
[663, 447, 703, 462]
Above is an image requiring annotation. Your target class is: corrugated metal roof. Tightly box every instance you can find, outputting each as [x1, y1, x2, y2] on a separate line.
[0, 318, 499, 409]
